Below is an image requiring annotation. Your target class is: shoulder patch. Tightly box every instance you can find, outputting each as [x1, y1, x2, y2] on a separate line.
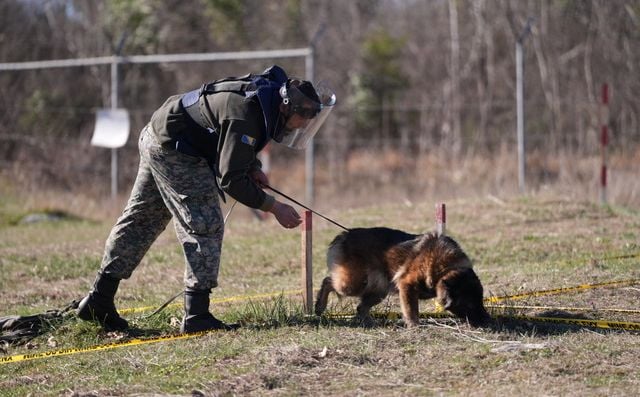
[241, 134, 256, 146]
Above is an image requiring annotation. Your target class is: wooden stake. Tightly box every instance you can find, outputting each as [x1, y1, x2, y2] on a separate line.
[600, 83, 609, 205]
[436, 203, 446, 236]
[302, 210, 313, 314]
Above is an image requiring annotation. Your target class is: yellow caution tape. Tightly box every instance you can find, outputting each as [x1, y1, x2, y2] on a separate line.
[433, 301, 445, 313]
[1, 290, 303, 366]
[485, 279, 640, 303]
[327, 311, 640, 331]
[120, 277, 639, 316]
[494, 314, 640, 331]
[328, 311, 465, 321]
[213, 289, 302, 303]
[487, 304, 640, 314]
[2, 277, 638, 365]
[0, 330, 215, 365]
[119, 289, 302, 315]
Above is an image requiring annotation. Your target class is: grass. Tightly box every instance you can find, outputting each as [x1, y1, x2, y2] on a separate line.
[1, 191, 639, 396]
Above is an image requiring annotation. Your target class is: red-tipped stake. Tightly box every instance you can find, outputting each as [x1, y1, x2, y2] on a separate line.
[436, 203, 446, 236]
[600, 83, 609, 205]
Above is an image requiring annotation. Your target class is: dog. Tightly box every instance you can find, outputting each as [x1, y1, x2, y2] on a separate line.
[315, 227, 491, 327]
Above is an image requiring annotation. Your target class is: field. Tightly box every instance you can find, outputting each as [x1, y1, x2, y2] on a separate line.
[1, 192, 639, 396]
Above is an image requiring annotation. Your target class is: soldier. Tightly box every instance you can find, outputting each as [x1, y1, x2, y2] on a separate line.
[77, 65, 336, 333]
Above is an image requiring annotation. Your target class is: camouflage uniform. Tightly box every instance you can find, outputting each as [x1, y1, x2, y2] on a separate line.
[78, 65, 320, 332]
[100, 124, 224, 290]
[98, 68, 287, 291]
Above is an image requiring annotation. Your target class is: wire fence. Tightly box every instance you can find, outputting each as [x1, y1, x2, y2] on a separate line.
[1, 59, 638, 206]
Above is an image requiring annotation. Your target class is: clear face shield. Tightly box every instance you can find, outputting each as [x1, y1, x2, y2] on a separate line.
[274, 80, 336, 150]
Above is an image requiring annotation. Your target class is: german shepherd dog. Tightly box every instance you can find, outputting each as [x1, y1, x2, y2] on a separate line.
[315, 228, 491, 327]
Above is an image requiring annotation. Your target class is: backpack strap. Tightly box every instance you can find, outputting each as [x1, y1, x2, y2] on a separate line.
[179, 65, 288, 143]
[180, 74, 255, 131]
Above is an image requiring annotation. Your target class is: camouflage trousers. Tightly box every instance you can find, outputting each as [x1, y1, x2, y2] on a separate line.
[100, 124, 223, 290]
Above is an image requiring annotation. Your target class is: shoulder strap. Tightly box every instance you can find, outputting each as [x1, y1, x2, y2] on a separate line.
[200, 73, 255, 95]
[181, 74, 268, 130]
[180, 65, 288, 138]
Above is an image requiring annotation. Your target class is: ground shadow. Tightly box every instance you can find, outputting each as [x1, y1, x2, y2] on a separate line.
[309, 310, 638, 337]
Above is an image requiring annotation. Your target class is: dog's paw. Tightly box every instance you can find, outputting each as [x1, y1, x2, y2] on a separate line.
[403, 320, 420, 328]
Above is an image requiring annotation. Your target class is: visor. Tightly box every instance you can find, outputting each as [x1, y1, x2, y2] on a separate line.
[278, 81, 336, 150]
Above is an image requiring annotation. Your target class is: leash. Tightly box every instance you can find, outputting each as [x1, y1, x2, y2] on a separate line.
[138, 290, 184, 319]
[141, 200, 240, 320]
[265, 184, 350, 231]
[136, 185, 349, 321]
[223, 199, 238, 224]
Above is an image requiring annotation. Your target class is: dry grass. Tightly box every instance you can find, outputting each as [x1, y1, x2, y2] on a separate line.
[2, 148, 639, 225]
[268, 147, 640, 211]
[0, 149, 640, 396]
[1, 156, 639, 396]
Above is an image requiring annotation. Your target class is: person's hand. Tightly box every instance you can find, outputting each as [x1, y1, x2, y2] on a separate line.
[269, 201, 301, 229]
[250, 169, 270, 188]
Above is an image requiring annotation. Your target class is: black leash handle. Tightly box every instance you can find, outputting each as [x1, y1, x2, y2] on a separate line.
[265, 185, 350, 231]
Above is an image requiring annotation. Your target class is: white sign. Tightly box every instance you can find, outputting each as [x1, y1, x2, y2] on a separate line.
[91, 108, 130, 148]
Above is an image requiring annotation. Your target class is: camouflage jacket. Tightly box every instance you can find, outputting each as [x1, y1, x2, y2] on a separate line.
[149, 91, 275, 211]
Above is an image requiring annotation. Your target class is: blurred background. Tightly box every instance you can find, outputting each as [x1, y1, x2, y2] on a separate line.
[1, 0, 638, 219]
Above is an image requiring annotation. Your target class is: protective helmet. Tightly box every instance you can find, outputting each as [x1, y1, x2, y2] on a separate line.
[275, 79, 336, 149]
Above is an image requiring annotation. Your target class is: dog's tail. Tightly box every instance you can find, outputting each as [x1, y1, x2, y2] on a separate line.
[326, 232, 348, 270]
[315, 276, 335, 316]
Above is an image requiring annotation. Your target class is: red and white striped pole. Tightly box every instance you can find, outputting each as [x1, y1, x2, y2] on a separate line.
[435, 203, 446, 236]
[301, 210, 313, 314]
[600, 84, 609, 205]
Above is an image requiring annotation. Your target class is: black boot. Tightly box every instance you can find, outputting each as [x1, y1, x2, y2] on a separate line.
[77, 272, 129, 331]
[180, 288, 238, 333]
